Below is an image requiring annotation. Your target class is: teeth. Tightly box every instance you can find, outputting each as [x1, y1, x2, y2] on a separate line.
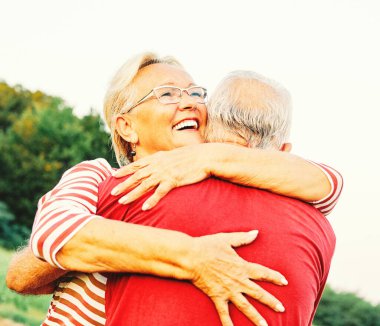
[173, 120, 198, 130]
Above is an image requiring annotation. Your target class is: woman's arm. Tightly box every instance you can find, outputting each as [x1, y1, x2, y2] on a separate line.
[305, 162, 343, 215]
[58, 220, 286, 326]
[112, 143, 343, 214]
[30, 158, 114, 267]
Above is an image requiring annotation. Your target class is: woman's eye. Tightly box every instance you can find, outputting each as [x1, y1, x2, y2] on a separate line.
[161, 91, 174, 97]
[190, 92, 202, 97]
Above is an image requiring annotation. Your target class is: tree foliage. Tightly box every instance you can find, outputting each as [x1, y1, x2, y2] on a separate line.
[314, 285, 380, 326]
[0, 201, 29, 250]
[0, 81, 117, 236]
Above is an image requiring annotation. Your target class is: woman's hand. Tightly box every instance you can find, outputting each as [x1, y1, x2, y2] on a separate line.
[112, 145, 210, 210]
[189, 230, 287, 326]
[112, 142, 334, 209]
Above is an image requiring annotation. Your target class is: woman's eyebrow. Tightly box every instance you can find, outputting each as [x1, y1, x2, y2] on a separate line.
[157, 82, 197, 87]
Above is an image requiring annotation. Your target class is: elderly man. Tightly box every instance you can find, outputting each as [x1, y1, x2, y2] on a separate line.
[7, 66, 342, 326]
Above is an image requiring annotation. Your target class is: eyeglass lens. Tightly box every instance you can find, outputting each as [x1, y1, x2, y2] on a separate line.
[154, 87, 207, 104]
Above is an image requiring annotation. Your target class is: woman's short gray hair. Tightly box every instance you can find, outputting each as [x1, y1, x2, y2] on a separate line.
[205, 70, 292, 149]
[103, 52, 182, 166]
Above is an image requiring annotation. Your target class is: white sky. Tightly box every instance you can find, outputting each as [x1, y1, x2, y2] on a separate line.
[1, 0, 380, 304]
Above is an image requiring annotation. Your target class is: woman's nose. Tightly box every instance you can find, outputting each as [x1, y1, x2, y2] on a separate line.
[178, 91, 197, 111]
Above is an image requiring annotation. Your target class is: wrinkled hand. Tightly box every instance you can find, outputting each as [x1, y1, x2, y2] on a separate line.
[190, 230, 287, 326]
[112, 146, 210, 210]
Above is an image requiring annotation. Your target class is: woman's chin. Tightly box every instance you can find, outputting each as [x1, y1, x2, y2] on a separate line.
[173, 132, 204, 147]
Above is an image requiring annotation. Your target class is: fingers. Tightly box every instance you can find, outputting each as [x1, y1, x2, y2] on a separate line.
[231, 294, 268, 326]
[243, 281, 285, 313]
[142, 183, 173, 211]
[112, 168, 151, 196]
[213, 299, 234, 326]
[220, 230, 259, 247]
[113, 160, 150, 178]
[118, 178, 156, 205]
[249, 263, 288, 286]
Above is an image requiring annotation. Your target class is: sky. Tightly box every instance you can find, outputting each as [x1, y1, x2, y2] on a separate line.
[1, 0, 380, 304]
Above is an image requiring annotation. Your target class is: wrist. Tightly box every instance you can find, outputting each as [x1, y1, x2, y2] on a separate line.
[202, 143, 235, 177]
[171, 235, 202, 281]
[197, 143, 223, 177]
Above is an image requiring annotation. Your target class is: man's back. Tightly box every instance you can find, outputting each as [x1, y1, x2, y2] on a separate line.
[98, 176, 335, 326]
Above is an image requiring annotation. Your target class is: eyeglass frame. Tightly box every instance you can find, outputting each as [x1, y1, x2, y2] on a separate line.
[123, 85, 208, 114]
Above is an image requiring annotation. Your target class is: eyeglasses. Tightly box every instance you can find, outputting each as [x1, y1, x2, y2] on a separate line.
[124, 85, 208, 113]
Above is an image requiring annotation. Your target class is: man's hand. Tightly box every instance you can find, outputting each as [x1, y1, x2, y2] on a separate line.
[190, 231, 287, 326]
[112, 145, 210, 210]
[6, 246, 66, 295]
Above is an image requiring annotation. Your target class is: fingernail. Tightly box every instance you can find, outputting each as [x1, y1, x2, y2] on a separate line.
[119, 197, 129, 205]
[248, 230, 259, 239]
[281, 277, 288, 285]
[142, 203, 150, 211]
[111, 187, 120, 196]
[259, 320, 268, 326]
[112, 170, 121, 177]
[276, 303, 285, 312]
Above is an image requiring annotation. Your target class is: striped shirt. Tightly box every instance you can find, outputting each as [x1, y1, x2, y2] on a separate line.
[30, 158, 343, 326]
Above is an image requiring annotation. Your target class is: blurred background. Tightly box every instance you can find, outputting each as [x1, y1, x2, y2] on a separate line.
[1, 0, 379, 325]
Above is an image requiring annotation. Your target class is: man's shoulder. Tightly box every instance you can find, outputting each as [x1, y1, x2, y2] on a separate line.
[99, 173, 128, 193]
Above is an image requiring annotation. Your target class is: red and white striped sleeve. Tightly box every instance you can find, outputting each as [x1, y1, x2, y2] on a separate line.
[30, 158, 114, 269]
[308, 162, 344, 216]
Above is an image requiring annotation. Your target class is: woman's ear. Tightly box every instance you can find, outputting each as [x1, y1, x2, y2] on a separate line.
[115, 115, 138, 143]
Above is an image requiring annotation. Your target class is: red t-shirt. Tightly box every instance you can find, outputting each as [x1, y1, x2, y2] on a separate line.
[98, 177, 335, 326]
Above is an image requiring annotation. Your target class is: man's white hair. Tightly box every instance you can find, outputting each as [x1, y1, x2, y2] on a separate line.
[205, 70, 292, 149]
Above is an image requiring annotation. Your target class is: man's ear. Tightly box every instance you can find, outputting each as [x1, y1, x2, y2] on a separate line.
[115, 115, 138, 143]
[280, 143, 292, 152]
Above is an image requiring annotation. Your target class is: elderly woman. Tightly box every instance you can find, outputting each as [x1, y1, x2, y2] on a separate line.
[7, 52, 341, 326]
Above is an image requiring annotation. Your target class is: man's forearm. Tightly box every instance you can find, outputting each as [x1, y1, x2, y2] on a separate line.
[57, 218, 196, 280]
[204, 143, 330, 202]
[6, 247, 66, 294]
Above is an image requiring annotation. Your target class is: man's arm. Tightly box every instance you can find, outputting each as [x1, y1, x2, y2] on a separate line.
[11, 158, 286, 326]
[7, 158, 113, 293]
[112, 143, 343, 212]
[6, 246, 66, 294]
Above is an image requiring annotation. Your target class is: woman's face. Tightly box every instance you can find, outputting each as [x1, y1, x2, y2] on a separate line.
[125, 63, 207, 158]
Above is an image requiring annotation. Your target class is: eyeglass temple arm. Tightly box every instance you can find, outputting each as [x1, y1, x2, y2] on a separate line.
[126, 89, 154, 113]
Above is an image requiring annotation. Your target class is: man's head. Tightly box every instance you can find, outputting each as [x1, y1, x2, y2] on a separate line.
[205, 70, 292, 151]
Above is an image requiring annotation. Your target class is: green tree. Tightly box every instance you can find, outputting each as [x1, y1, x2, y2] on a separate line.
[0, 201, 29, 249]
[0, 81, 116, 234]
[0, 82, 31, 131]
[314, 285, 380, 326]
[0, 82, 55, 131]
